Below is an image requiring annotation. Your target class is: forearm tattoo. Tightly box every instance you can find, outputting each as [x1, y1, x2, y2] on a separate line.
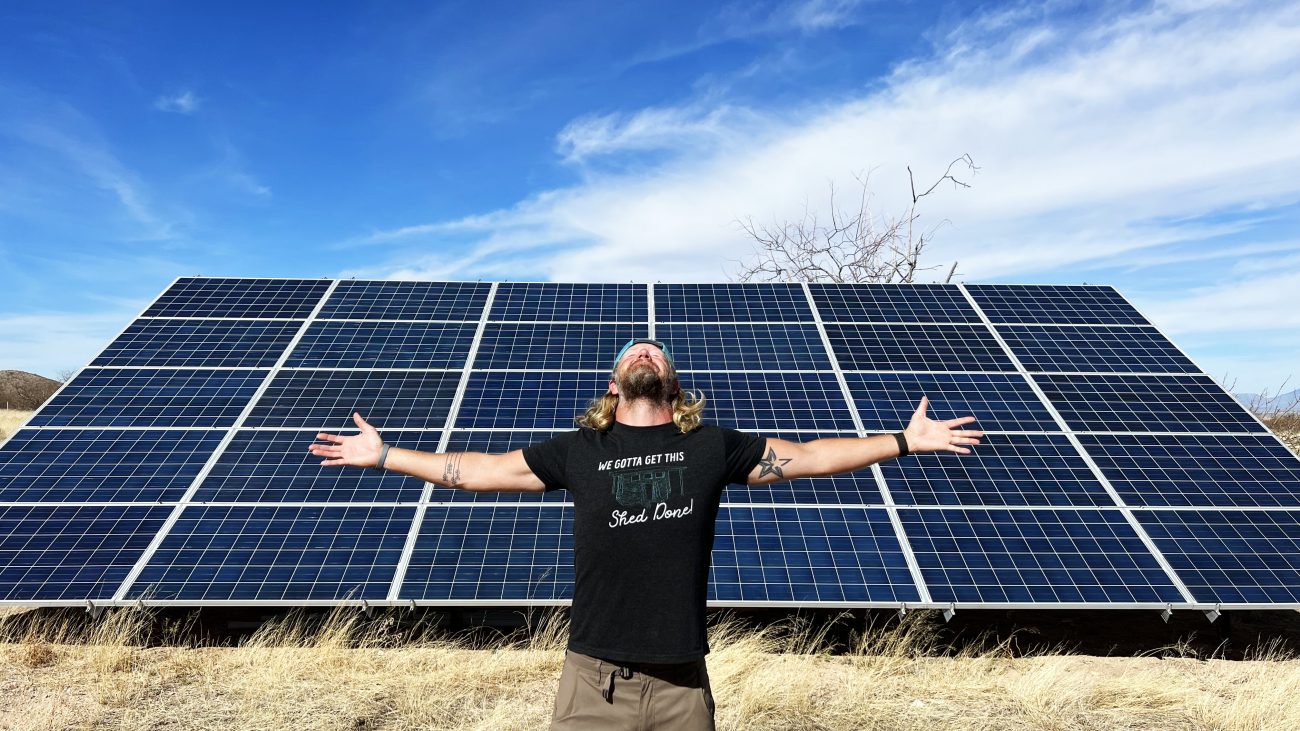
[758, 447, 793, 479]
[442, 452, 465, 488]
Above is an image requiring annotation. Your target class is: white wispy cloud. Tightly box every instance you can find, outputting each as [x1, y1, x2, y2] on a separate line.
[357, 1, 1300, 384]
[153, 89, 199, 114]
[0, 305, 146, 379]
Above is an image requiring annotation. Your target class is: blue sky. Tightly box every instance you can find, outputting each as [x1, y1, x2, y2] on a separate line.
[2, 0, 1299, 393]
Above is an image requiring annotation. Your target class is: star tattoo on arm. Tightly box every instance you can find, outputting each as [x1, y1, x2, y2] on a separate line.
[758, 447, 793, 479]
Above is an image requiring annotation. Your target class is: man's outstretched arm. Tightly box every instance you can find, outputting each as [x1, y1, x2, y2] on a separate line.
[745, 397, 983, 484]
[308, 412, 546, 493]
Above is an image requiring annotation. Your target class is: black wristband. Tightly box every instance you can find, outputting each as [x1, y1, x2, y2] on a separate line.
[893, 432, 909, 458]
[374, 443, 391, 471]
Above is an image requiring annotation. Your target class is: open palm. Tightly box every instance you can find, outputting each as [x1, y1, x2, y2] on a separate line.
[308, 412, 384, 467]
[903, 397, 983, 454]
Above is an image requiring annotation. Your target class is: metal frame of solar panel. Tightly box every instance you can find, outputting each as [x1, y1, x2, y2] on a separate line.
[2, 276, 1298, 618]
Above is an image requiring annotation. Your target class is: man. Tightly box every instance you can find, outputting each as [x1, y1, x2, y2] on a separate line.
[309, 338, 982, 730]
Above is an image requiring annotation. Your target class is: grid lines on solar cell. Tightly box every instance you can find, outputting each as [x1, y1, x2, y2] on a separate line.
[844, 372, 1059, 433]
[966, 285, 1150, 325]
[92, 320, 302, 368]
[1081, 434, 1300, 508]
[654, 283, 811, 322]
[243, 370, 461, 430]
[439, 431, 573, 503]
[29, 368, 268, 428]
[809, 283, 979, 323]
[0, 505, 171, 601]
[678, 372, 854, 431]
[881, 433, 1114, 507]
[1037, 374, 1265, 433]
[399, 505, 574, 601]
[0, 429, 226, 503]
[143, 278, 331, 318]
[474, 323, 643, 370]
[454, 372, 610, 429]
[997, 325, 1197, 374]
[656, 323, 830, 371]
[711, 506, 919, 603]
[1136, 510, 1300, 604]
[194, 430, 443, 503]
[489, 283, 646, 321]
[128, 505, 414, 601]
[722, 431, 884, 505]
[825, 324, 1015, 372]
[317, 281, 490, 320]
[899, 508, 1184, 603]
[285, 321, 477, 368]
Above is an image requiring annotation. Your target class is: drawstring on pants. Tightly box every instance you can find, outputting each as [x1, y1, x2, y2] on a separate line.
[602, 664, 633, 703]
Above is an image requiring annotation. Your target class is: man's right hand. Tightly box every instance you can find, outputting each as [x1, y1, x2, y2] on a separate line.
[309, 412, 384, 468]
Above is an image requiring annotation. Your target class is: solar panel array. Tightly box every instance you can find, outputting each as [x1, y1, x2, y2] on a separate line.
[2, 278, 1298, 610]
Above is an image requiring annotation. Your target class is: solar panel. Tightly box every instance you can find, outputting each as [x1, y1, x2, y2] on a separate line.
[490, 283, 646, 322]
[143, 277, 332, 318]
[655, 283, 811, 322]
[285, 321, 477, 369]
[92, 320, 302, 368]
[997, 325, 1198, 374]
[825, 323, 1016, 371]
[318, 281, 490, 320]
[2, 277, 1298, 613]
[809, 283, 980, 323]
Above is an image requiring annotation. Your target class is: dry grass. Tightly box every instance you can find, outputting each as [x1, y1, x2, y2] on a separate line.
[1, 608, 1299, 730]
[0, 409, 31, 444]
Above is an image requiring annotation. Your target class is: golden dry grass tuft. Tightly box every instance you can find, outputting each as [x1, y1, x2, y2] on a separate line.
[0, 409, 32, 443]
[2, 608, 1300, 730]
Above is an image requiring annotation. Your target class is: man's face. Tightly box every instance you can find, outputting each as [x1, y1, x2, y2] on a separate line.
[612, 343, 676, 403]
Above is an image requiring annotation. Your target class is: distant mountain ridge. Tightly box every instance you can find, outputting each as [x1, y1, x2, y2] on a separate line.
[0, 370, 60, 410]
[1235, 388, 1300, 414]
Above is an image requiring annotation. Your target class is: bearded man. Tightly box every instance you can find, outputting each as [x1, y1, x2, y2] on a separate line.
[309, 338, 982, 730]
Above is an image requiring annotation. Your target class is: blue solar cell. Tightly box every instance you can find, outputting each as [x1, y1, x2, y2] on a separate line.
[194, 430, 442, 503]
[882, 433, 1114, 507]
[844, 372, 1059, 432]
[29, 368, 267, 428]
[92, 319, 301, 368]
[1036, 374, 1265, 433]
[399, 505, 574, 601]
[654, 283, 812, 322]
[490, 283, 646, 322]
[439, 431, 573, 503]
[679, 372, 855, 431]
[318, 280, 490, 320]
[711, 506, 919, 603]
[809, 283, 979, 323]
[997, 325, 1197, 374]
[285, 321, 477, 368]
[144, 277, 331, 318]
[1136, 510, 1300, 604]
[0, 505, 171, 601]
[243, 369, 461, 430]
[454, 372, 610, 429]
[899, 508, 1184, 603]
[966, 285, 1150, 325]
[825, 323, 1015, 372]
[656, 323, 831, 371]
[1080, 434, 1300, 508]
[0, 429, 225, 502]
[128, 505, 414, 601]
[721, 431, 884, 505]
[474, 322, 643, 370]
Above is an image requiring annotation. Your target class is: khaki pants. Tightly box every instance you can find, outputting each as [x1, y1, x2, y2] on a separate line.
[550, 650, 716, 730]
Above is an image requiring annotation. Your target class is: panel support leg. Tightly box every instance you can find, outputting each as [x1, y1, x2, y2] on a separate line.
[1204, 605, 1221, 624]
[942, 604, 956, 623]
[1160, 605, 1173, 624]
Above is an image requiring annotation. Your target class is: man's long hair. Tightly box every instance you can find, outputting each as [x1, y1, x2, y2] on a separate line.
[578, 389, 706, 433]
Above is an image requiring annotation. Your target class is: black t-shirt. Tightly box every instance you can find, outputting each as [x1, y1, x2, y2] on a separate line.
[522, 422, 767, 664]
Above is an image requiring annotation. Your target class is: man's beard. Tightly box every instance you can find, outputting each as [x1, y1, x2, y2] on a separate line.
[616, 362, 675, 404]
